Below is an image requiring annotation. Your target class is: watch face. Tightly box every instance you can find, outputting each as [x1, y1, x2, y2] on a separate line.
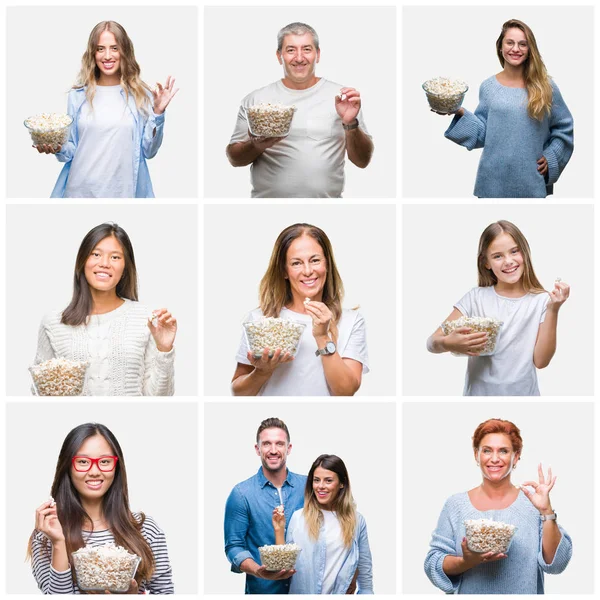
[326, 341, 336, 354]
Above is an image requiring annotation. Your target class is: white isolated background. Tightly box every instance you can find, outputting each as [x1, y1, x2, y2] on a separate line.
[402, 402, 594, 594]
[5, 204, 198, 396]
[6, 401, 198, 594]
[204, 401, 396, 594]
[7, 5, 198, 198]
[203, 5, 396, 198]
[203, 203, 396, 396]
[402, 5, 593, 198]
[402, 204, 594, 396]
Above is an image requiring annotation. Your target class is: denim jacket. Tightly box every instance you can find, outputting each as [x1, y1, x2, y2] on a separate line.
[51, 86, 165, 197]
[287, 509, 374, 594]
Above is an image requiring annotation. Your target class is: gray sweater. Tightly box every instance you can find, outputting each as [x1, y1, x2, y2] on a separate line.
[445, 76, 574, 198]
[424, 491, 572, 594]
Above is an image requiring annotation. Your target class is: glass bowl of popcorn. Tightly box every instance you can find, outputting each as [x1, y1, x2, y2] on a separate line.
[243, 317, 306, 359]
[464, 519, 517, 554]
[24, 113, 73, 150]
[259, 543, 302, 571]
[29, 358, 89, 396]
[72, 544, 141, 593]
[441, 316, 503, 357]
[423, 77, 468, 114]
[246, 103, 296, 137]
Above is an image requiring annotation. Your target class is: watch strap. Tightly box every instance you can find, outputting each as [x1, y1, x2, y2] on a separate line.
[540, 511, 557, 521]
[342, 118, 359, 131]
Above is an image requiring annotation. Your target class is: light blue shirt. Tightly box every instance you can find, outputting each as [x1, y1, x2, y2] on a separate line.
[224, 467, 306, 594]
[51, 86, 165, 197]
[286, 509, 374, 594]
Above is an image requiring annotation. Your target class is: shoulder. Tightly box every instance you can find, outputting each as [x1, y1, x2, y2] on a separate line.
[320, 78, 343, 91]
[289, 508, 305, 526]
[289, 470, 307, 485]
[441, 492, 470, 515]
[529, 290, 550, 306]
[240, 81, 280, 105]
[244, 307, 264, 320]
[133, 512, 165, 538]
[479, 76, 497, 94]
[40, 310, 66, 329]
[123, 299, 150, 315]
[340, 308, 365, 327]
[231, 471, 261, 495]
[459, 286, 488, 302]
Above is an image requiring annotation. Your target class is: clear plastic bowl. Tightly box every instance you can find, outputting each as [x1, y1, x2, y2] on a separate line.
[464, 519, 517, 554]
[243, 317, 306, 359]
[422, 83, 468, 114]
[29, 359, 89, 396]
[24, 114, 73, 150]
[72, 550, 141, 593]
[246, 104, 296, 137]
[259, 544, 302, 571]
[441, 317, 503, 357]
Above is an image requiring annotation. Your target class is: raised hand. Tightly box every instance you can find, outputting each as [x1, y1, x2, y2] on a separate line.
[35, 499, 65, 544]
[335, 87, 361, 125]
[520, 463, 556, 514]
[152, 76, 179, 115]
[547, 280, 570, 311]
[304, 300, 333, 340]
[148, 308, 177, 352]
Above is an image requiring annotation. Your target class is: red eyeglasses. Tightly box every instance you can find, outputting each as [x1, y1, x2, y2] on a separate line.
[72, 456, 119, 472]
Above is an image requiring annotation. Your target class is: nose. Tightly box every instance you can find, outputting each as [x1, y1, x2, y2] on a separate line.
[98, 254, 110, 268]
[88, 462, 101, 476]
[301, 261, 313, 275]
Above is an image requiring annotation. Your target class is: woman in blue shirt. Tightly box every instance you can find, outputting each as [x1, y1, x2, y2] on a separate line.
[273, 454, 373, 594]
[34, 20, 178, 198]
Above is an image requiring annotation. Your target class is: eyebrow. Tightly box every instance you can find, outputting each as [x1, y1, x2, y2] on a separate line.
[92, 247, 123, 254]
[290, 254, 322, 260]
[481, 445, 511, 450]
[491, 246, 518, 254]
[286, 44, 313, 50]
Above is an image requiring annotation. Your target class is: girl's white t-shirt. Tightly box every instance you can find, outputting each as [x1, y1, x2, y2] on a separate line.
[321, 510, 350, 594]
[235, 307, 369, 396]
[65, 85, 135, 198]
[455, 286, 549, 396]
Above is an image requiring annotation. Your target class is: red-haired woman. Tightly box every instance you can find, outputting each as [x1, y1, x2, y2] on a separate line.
[424, 419, 572, 594]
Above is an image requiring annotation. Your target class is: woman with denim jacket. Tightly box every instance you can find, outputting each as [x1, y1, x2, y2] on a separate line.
[34, 20, 178, 198]
[273, 454, 373, 594]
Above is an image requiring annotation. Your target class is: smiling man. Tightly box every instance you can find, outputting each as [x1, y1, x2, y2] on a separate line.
[224, 418, 306, 594]
[226, 22, 373, 198]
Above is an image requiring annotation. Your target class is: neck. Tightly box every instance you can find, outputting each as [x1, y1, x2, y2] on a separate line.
[501, 63, 525, 83]
[494, 280, 526, 297]
[480, 477, 516, 498]
[262, 465, 287, 488]
[90, 290, 124, 315]
[98, 73, 121, 87]
[281, 76, 319, 91]
[81, 498, 105, 524]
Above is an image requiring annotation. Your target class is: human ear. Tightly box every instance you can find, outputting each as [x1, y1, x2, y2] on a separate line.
[276, 50, 282, 65]
[255, 444, 260, 457]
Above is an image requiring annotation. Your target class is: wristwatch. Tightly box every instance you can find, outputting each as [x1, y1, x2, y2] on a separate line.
[315, 340, 337, 357]
[342, 119, 359, 131]
[540, 511, 557, 521]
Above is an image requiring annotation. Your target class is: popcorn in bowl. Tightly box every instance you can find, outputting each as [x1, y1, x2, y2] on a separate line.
[24, 113, 73, 150]
[441, 316, 503, 357]
[423, 77, 469, 114]
[464, 519, 516, 554]
[247, 103, 296, 137]
[29, 358, 89, 396]
[259, 543, 302, 571]
[72, 544, 141, 593]
[243, 317, 306, 358]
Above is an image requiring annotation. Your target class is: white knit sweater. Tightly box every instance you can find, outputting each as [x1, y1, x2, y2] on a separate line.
[34, 299, 175, 396]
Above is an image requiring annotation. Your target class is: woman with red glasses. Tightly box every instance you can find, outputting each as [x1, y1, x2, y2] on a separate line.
[27, 423, 174, 594]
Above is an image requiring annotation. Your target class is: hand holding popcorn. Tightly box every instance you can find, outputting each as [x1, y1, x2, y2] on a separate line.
[147, 308, 177, 352]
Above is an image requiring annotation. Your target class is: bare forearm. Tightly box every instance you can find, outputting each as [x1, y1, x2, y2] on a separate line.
[541, 519, 562, 564]
[51, 540, 69, 572]
[274, 529, 285, 545]
[231, 369, 272, 396]
[226, 141, 264, 167]
[442, 555, 469, 576]
[534, 308, 559, 368]
[317, 339, 360, 395]
[427, 332, 448, 354]
[346, 127, 373, 168]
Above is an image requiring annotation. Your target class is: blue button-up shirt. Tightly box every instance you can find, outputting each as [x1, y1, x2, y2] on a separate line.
[224, 467, 306, 594]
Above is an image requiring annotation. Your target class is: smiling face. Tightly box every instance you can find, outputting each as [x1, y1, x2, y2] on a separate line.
[501, 27, 529, 67]
[277, 32, 320, 89]
[255, 427, 291, 474]
[312, 466, 343, 510]
[70, 434, 116, 501]
[95, 30, 121, 81]
[285, 234, 327, 303]
[84, 235, 125, 294]
[476, 433, 519, 482]
[485, 232, 524, 287]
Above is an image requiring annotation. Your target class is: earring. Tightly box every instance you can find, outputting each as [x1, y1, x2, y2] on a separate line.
[476, 462, 480, 467]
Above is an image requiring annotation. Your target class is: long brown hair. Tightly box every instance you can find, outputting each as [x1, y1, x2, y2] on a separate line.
[477, 220, 545, 293]
[61, 223, 138, 326]
[303, 454, 356, 548]
[27, 423, 155, 585]
[496, 19, 553, 121]
[74, 21, 152, 114]
[259, 224, 344, 340]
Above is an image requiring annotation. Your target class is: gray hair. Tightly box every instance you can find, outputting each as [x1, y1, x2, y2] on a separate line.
[277, 22, 319, 52]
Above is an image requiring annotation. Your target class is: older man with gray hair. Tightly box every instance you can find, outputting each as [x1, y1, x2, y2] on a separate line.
[227, 22, 374, 198]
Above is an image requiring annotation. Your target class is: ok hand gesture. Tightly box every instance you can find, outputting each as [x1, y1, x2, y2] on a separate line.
[520, 463, 556, 514]
[153, 76, 179, 115]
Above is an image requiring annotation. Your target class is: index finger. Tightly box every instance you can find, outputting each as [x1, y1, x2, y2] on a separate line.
[538, 463, 544, 483]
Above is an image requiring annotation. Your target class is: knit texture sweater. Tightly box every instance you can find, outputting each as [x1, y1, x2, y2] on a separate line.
[35, 299, 174, 396]
[424, 491, 572, 594]
[445, 76, 574, 198]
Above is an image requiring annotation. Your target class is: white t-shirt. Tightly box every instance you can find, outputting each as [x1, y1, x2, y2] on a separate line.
[235, 307, 369, 396]
[454, 286, 549, 396]
[65, 85, 135, 198]
[321, 510, 350, 594]
[229, 78, 370, 198]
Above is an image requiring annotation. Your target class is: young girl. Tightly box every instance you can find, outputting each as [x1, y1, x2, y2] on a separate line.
[427, 220, 569, 396]
[272, 454, 373, 594]
[34, 222, 177, 396]
[35, 20, 178, 198]
[28, 423, 174, 593]
[438, 19, 573, 198]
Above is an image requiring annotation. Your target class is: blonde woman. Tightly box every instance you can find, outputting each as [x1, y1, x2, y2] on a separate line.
[437, 19, 573, 198]
[35, 20, 178, 198]
[231, 223, 369, 396]
[273, 454, 373, 594]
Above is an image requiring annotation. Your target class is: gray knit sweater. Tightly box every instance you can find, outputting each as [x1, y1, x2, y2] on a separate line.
[424, 491, 572, 594]
[445, 76, 574, 198]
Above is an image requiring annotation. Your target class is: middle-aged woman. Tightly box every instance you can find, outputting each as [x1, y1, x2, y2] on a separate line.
[424, 419, 572, 594]
[34, 222, 176, 396]
[273, 454, 373, 594]
[437, 19, 574, 198]
[231, 223, 369, 396]
[34, 20, 178, 198]
[28, 423, 174, 593]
